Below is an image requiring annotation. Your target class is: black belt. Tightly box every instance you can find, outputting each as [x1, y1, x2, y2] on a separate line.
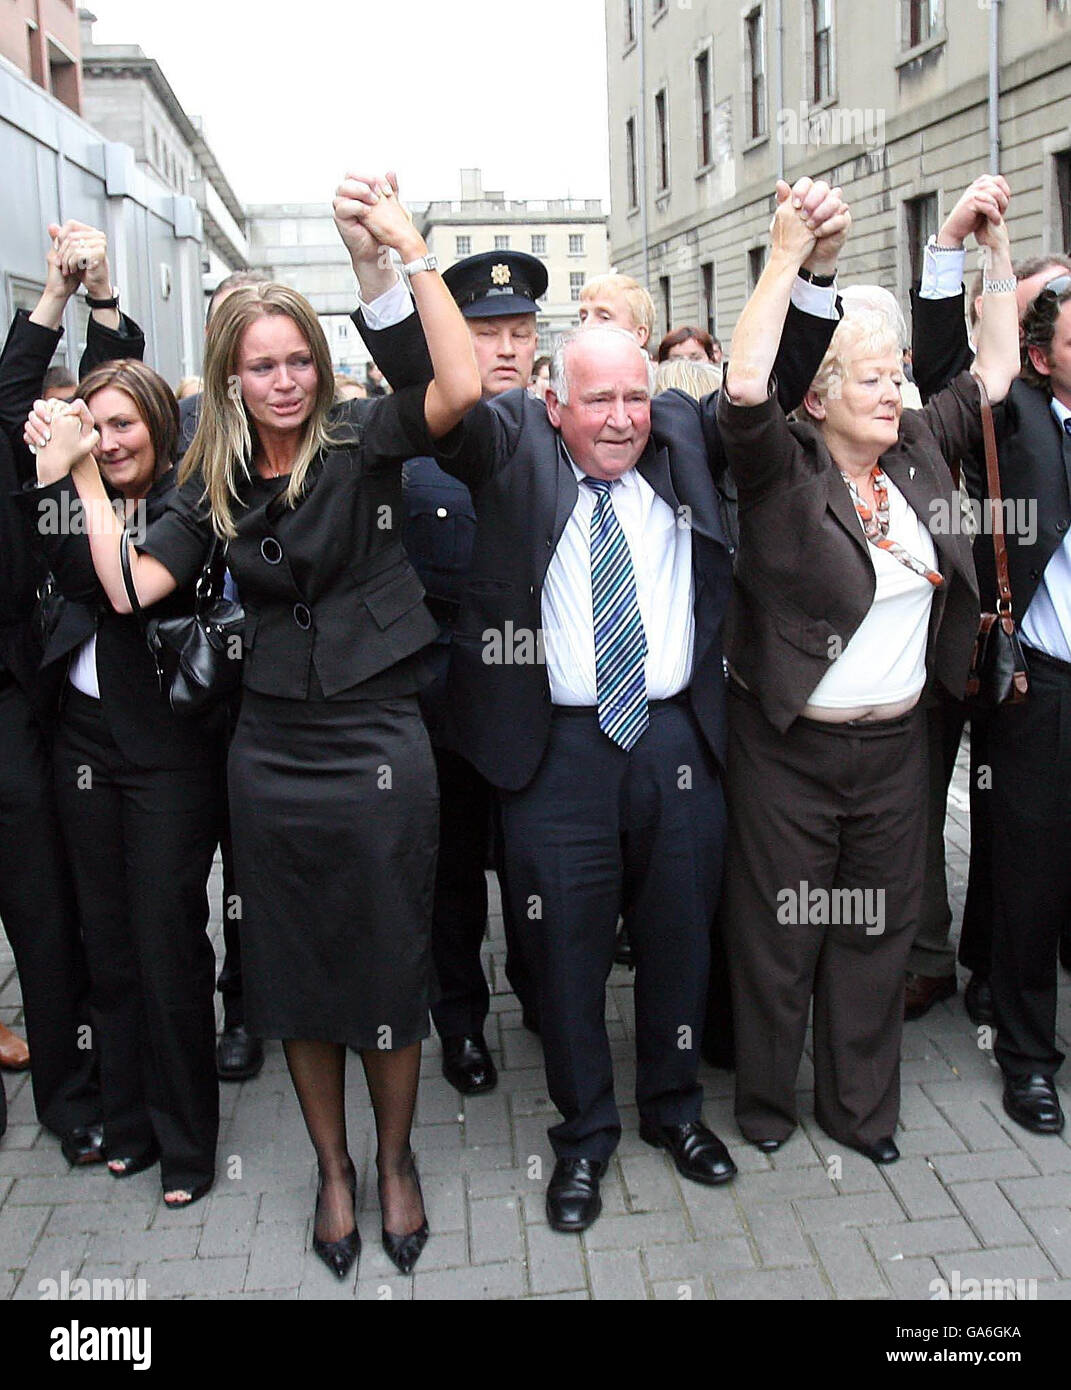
[552, 690, 689, 716]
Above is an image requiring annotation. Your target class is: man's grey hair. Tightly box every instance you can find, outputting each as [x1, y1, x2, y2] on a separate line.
[839, 284, 909, 349]
[549, 325, 656, 405]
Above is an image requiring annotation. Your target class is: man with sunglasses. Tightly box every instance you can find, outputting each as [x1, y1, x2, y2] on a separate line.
[916, 255, 1071, 1134]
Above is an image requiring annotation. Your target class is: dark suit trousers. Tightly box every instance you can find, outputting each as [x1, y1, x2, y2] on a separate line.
[499, 699, 724, 1162]
[988, 650, 1070, 1078]
[0, 676, 99, 1137]
[213, 705, 244, 1030]
[909, 697, 993, 979]
[725, 684, 926, 1150]
[53, 690, 219, 1190]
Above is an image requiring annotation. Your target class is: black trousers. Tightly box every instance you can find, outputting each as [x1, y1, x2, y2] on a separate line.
[988, 648, 1071, 1078]
[726, 684, 926, 1150]
[499, 698, 725, 1162]
[0, 676, 98, 1137]
[429, 747, 537, 1039]
[910, 696, 993, 979]
[53, 690, 219, 1190]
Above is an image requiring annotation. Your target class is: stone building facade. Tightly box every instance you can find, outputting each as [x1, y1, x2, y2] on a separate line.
[605, 0, 1071, 345]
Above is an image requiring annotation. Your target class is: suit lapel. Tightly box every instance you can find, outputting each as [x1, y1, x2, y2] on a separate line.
[636, 444, 680, 514]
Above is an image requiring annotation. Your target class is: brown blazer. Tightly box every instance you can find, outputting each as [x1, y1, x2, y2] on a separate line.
[717, 371, 982, 732]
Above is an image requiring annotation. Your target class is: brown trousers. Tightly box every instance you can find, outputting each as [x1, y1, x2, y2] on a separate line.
[725, 682, 926, 1151]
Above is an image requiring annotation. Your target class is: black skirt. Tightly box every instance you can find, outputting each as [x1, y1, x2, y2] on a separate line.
[227, 691, 437, 1049]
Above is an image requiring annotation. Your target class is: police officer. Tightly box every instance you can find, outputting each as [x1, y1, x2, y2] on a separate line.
[403, 251, 547, 1094]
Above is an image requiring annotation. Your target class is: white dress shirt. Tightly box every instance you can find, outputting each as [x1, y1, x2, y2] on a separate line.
[543, 450, 694, 706]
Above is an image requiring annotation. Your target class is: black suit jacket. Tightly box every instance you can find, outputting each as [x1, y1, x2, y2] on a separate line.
[913, 292, 1071, 621]
[0, 310, 145, 700]
[177, 392, 200, 463]
[357, 303, 838, 790]
[717, 374, 982, 731]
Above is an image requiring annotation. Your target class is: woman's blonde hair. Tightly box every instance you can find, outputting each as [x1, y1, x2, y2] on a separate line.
[179, 283, 342, 537]
[654, 357, 722, 400]
[800, 306, 902, 422]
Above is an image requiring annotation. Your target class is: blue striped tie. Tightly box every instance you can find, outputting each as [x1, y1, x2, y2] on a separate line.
[583, 477, 649, 750]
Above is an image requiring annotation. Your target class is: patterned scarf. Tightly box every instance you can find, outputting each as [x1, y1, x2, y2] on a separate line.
[840, 466, 943, 588]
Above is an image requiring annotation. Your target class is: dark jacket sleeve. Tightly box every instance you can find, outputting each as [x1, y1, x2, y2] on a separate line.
[0, 312, 64, 474]
[176, 393, 201, 463]
[12, 476, 109, 606]
[79, 311, 146, 377]
[917, 370, 985, 473]
[353, 306, 433, 391]
[910, 289, 973, 403]
[771, 299, 842, 413]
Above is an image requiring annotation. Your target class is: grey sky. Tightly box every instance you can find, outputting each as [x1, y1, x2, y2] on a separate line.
[87, 0, 612, 208]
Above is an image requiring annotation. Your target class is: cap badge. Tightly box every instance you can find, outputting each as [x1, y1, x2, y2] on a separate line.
[490, 264, 512, 286]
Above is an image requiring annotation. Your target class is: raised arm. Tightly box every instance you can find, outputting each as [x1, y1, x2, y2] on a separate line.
[333, 175, 480, 436]
[969, 211, 1019, 404]
[725, 180, 845, 405]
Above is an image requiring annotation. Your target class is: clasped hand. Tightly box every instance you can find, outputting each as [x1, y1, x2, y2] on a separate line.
[333, 171, 424, 266]
[25, 398, 99, 485]
[770, 177, 852, 268]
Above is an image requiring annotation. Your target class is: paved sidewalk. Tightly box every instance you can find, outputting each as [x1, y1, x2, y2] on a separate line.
[2, 743, 1070, 1300]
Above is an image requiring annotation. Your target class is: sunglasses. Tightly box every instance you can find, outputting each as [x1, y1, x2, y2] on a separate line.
[1037, 274, 1071, 305]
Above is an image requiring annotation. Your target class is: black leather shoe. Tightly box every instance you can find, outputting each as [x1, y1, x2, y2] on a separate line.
[312, 1165, 361, 1280]
[216, 1025, 264, 1082]
[848, 1136, 900, 1165]
[614, 922, 634, 968]
[60, 1123, 105, 1166]
[755, 1138, 783, 1153]
[964, 975, 995, 1026]
[441, 1034, 497, 1095]
[546, 1157, 606, 1232]
[1002, 1074, 1065, 1135]
[639, 1120, 737, 1186]
[379, 1153, 429, 1274]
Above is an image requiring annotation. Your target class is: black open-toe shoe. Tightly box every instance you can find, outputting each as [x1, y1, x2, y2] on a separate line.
[379, 1153, 429, 1275]
[311, 1164, 360, 1280]
[107, 1142, 160, 1179]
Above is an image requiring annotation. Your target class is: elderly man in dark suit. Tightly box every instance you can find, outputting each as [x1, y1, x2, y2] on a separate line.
[354, 175, 849, 1230]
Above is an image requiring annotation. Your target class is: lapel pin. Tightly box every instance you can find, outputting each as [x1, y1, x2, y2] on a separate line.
[909, 466, 916, 480]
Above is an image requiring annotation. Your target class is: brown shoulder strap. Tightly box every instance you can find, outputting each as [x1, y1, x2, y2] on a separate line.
[975, 376, 1014, 618]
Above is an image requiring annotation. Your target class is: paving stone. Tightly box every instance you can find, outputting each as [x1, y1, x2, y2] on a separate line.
[420, 1172, 466, 1233]
[642, 1237, 755, 1282]
[586, 1247, 647, 1299]
[582, 1210, 689, 1249]
[949, 1180, 1034, 1247]
[931, 1098, 1017, 1151]
[745, 1203, 812, 1267]
[523, 1221, 588, 1295]
[932, 1245, 1059, 1285]
[881, 1254, 943, 1300]
[0, 1204, 49, 1268]
[1000, 1175, 1071, 1209]
[867, 1216, 980, 1262]
[711, 1266, 831, 1300]
[11, 1233, 91, 1299]
[811, 1227, 890, 1299]
[679, 1187, 747, 1240]
[86, 1224, 200, 1267]
[1021, 1207, 1071, 1278]
[651, 1278, 710, 1299]
[469, 1197, 524, 1265]
[198, 1194, 260, 1257]
[881, 1158, 959, 1219]
[794, 1192, 904, 1232]
[462, 1091, 512, 1147]
[245, 1222, 308, 1290]
[892, 1127, 968, 1158]
[136, 1255, 247, 1297]
[413, 1260, 525, 1300]
[736, 1166, 837, 1205]
[619, 1153, 682, 1212]
[931, 1150, 1040, 1185]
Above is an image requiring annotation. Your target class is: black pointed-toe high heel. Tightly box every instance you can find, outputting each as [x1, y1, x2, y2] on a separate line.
[311, 1165, 361, 1280]
[380, 1153, 429, 1275]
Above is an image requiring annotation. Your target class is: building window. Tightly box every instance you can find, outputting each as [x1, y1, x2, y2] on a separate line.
[905, 192, 938, 286]
[654, 88, 670, 192]
[746, 8, 767, 140]
[659, 275, 672, 333]
[701, 262, 716, 339]
[456, 235, 471, 256]
[531, 234, 547, 255]
[695, 49, 713, 168]
[569, 271, 585, 302]
[1055, 151, 1071, 257]
[812, 0, 833, 104]
[494, 235, 510, 250]
[626, 116, 639, 209]
[624, 0, 635, 45]
[903, 0, 939, 48]
[568, 234, 585, 255]
[748, 246, 767, 292]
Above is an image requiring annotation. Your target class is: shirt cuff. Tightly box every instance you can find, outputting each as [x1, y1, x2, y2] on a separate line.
[358, 275, 414, 330]
[791, 276, 839, 321]
[920, 240, 966, 299]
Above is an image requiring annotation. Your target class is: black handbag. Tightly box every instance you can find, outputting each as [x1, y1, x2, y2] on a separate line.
[964, 379, 1029, 708]
[120, 528, 245, 716]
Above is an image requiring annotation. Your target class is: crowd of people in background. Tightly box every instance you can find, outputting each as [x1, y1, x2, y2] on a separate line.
[1, 164, 1069, 1288]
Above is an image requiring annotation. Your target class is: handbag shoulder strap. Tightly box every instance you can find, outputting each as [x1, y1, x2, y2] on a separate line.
[975, 376, 1015, 619]
[119, 527, 149, 638]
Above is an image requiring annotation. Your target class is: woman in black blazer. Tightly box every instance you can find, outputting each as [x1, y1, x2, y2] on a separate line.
[716, 179, 1020, 1164]
[30, 178, 481, 1279]
[26, 359, 221, 1207]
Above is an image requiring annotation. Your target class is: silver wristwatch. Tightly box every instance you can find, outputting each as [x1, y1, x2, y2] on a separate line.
[402, 254, 438, 277]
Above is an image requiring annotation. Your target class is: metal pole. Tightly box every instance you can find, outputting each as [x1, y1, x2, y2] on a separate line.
[774, 0, 785, 183]
[637, 0, 650, 290]
[988, 0, 1001, 173]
